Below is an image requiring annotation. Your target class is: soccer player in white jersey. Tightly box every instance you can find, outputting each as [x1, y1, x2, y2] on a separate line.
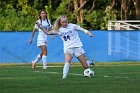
[29, 9, 51, 69]
[36, 15, 94, 78]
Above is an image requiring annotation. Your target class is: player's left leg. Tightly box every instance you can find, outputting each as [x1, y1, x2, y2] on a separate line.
[40, 45, 47, 69]
[77, 54, 88, 69]
[74, 47, 91, 68]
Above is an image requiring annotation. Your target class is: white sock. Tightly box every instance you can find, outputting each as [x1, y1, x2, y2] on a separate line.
[42, 55, 47, 69]
[62, 62, 70, 79]
[86, 60, 91, 66]
[34, 54, 41, 64]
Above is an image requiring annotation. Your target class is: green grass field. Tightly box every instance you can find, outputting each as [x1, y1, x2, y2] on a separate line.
[0, 62, 140, 93]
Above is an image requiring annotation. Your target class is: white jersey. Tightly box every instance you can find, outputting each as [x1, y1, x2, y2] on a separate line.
[57, 23, 83, 50]
[34, 19, 51, 41]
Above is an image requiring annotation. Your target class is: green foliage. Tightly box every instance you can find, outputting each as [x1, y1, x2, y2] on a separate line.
[0, 0, 38, 31]
[45, 1, 53, 22]
[85, 11, 100, 30]
[100, 5, 117, 30]
[45, 0, 72, 23]
[0, 0, 137, 31]
[4, 9, 18, 31]
[0, 8, 36, 31]
[0, 15, 5, 30]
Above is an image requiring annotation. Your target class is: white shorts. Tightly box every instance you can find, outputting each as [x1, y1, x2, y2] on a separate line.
[64, 47, 85, 57]
[37, 40, 47, 47]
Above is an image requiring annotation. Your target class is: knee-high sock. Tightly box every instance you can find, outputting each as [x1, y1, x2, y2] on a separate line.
[42, 55, 47, 69]
[62, 62, 70, 79]
[34, 54, 41, 64]
[86, 60, 91, 67]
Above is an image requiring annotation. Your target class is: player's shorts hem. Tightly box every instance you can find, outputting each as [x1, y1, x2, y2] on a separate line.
[37, 40, 47, 47]
[64, 47, 85, 57]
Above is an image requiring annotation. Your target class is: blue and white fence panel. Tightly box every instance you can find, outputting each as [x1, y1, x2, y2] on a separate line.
[0, 31, 140, 63]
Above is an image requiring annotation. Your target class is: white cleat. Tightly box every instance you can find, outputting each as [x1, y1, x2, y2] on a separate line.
[88, 59, 96, 66]
[62, 74, 67, 79]
[90, 60, 95, 66]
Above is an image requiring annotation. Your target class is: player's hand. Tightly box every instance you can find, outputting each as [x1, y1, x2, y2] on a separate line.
[29, 39, 32, 45]
[87, 31, 93, 37]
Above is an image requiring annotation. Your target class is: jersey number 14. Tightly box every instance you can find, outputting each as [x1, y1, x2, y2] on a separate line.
[63, 35, 70, 41]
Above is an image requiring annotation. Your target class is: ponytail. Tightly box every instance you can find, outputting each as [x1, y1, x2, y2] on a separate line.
[52, 15, 67, 31]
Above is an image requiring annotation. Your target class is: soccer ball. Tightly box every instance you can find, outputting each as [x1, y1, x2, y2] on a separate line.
[84, 68, 94, 77]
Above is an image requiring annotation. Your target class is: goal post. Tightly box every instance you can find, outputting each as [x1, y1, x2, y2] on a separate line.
[108, 20, 140, 61]
[108, 20, 140, 30]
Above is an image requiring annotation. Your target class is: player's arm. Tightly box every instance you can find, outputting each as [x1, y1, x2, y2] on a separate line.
[30, 28, 37, 45]
[76, 27, 93, 37]
[36, 22, 57, 35]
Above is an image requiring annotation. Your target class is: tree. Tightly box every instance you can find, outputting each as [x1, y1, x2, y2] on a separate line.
[112, 0, 140, 20]
[133, 0, 140, 19]
[73, 0, 87, 23]
[121, 0, 131, 20]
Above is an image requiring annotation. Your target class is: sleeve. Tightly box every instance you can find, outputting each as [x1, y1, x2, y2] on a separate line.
[74, 24, 89, 34]
[34, 24, 39, 29]
[34, 20, 40, 29]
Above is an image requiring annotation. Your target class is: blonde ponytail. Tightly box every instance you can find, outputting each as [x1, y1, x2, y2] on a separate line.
[51, 15, 67, 31]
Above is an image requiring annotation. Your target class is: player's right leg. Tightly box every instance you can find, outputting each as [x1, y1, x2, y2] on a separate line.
[62, 51, 73, 79]
[32, 54, 42, 69]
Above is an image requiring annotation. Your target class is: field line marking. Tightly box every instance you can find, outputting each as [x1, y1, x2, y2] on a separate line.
[33, 71, 83, 76]
[36, 66, 63, 68]
[33, 71, 129, 78]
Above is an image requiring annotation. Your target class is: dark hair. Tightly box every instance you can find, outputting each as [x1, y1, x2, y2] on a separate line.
[38, 9, 47, 20]
[38, 9, 50, 26]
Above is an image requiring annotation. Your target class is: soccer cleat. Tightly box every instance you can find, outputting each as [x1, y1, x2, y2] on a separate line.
[31, 61, 35, 69]
[89, 60, 96, 66]
[62, 75, 66, 79]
